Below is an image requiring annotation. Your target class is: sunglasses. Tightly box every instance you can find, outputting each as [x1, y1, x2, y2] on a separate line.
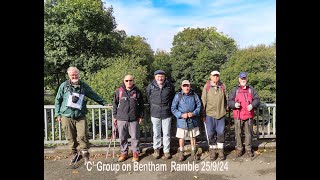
[125, 80, 133, 82]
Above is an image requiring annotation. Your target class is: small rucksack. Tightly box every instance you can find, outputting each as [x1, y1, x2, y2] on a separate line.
[235, 86, 252, 103]
[205, 80, 225, 93]
[63, 80, 84, 94]
[177, 91, 196, 104]
[118, 86, 136, 100]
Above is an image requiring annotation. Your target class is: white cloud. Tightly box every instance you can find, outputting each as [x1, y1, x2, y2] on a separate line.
[105, 0, 276, 52]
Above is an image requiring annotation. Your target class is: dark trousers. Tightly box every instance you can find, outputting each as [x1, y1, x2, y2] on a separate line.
[234, 119, 253, 151]
[205, 116, 225, 145]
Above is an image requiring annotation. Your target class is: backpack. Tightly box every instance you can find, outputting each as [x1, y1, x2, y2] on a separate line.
[118, 86, 136, 100]
[148, 84, 155, 97]
[205, 80, 225, 93]
[177, 91, 196, 104]
[235, 86, 252, 103]
[63, 80, 84, 95]
[236, 86, 252, 95]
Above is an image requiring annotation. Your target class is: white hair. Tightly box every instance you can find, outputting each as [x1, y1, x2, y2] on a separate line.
[67, 67, 79, 75]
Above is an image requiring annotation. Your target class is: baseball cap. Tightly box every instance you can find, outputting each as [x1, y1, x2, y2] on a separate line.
[239, 72, 247, 78]
[154, 70, 166, 75]
[210, 70, 220, 76]
[181, 80, 190, 85]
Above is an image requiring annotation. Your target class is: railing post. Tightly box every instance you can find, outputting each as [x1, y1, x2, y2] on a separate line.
[105, 108, 108, 140]
[256, 107, 260, 139]
[273, 106, 276, 135]
[91, 109, 95, 140]
[99, 108, 102, 139]
[267, 106, 271, 136]
[262, 106, 265, 138]
[51, 109, 55, 141]
[44, 109, 48, 141]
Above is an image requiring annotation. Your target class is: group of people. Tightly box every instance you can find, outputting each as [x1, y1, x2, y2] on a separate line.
[54, 67, 260, 166]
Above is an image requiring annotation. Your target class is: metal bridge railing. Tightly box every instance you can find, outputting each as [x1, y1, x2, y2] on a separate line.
[44, 103, 275, 145]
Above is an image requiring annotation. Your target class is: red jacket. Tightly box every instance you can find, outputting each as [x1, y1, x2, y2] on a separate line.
[228, 85, 260, 120]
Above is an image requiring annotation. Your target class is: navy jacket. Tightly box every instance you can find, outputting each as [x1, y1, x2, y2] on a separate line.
[146, 79, 175, 118]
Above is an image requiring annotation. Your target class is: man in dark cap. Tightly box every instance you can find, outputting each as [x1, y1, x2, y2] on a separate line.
[228, 72, 260, 158]
[146, 70, 175, 160]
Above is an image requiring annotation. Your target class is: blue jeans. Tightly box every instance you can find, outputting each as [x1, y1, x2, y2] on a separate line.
[151, 116, 171, 153]
[205, 115, 225, 145]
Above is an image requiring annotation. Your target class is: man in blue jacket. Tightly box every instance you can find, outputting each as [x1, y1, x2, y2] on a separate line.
[171, 80, 201, 161]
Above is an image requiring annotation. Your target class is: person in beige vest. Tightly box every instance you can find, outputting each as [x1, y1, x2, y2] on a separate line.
[201, 70, 227, 160]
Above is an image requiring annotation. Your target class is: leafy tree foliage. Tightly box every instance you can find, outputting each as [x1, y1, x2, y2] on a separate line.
[221, 44, 276, 103]
[85, 55, 148, 104]
[150, 50, 172, 81]
[44, 0, 125, 91]
[122, 35, 154, 75]
[170, 27, 237, 94]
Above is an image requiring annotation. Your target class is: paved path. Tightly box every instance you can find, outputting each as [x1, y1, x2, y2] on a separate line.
[44, 147, 276, 180]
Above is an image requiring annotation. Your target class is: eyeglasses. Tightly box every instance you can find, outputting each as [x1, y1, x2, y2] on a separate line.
[182, 84, 190, 87]
[125, 80, 133, 82]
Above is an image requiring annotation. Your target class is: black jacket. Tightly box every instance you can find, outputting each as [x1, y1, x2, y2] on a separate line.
[146, 79, 175, 118]
[112, 84, 144, 121]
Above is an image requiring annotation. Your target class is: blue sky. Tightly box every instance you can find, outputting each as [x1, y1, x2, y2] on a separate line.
[104, 0, 276, 52]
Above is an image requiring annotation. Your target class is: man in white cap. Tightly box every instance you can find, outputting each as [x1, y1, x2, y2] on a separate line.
[171, 80, 201, 161]
[201, 70, 227, 160]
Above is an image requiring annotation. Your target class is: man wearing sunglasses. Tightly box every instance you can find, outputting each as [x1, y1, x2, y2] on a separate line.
[112, 75, 144, 162]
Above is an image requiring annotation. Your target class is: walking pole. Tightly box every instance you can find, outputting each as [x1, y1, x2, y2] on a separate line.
[112, 122, 117, 162]
[106, 121, 117, 161]
[203, 119, 210, 147]
[105, 130, 113, 160]
[188, 117, 196, 161]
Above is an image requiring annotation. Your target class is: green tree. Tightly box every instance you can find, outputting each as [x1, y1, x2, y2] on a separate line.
[44, 0, 125, 91]
[170, 27, 237, 94]
[221, 44, 276, 103]
[151, 49, 172, 81]
[85, 55, 148, 104]
[122, 35, 154, 76]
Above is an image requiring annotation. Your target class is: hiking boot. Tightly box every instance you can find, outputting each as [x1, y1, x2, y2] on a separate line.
[246, 149, 253, 158]
[162, 152, 171, 160]
[218, 149, 225, 160]
[118, 153, 128, 162]
[178, 151, 184, 162]
[209, 148, 217, 161]
[132, 152, 139, 162]
[235, 149, 243, 157]
[153, 149, 160, 159]
[191, 150, 199, 161]
[82, 151, 90, 165]
[69, 152, 82, 165]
